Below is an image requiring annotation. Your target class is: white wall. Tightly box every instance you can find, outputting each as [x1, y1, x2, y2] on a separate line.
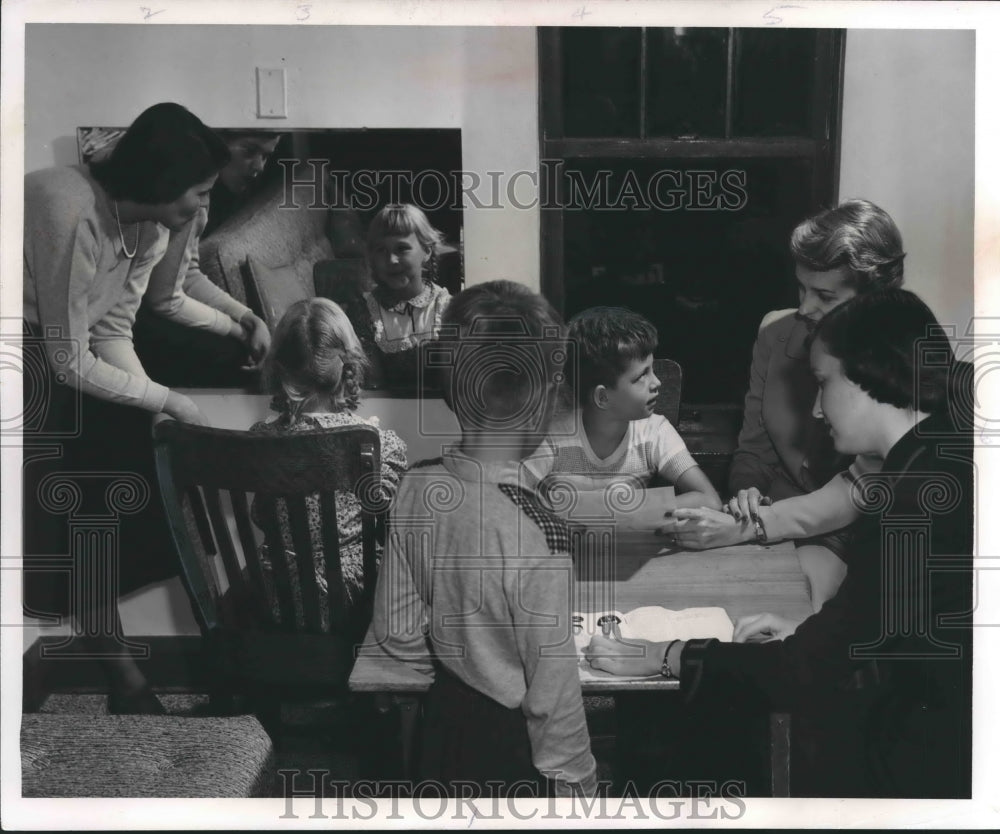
[24, 23, 539, 289]
[839, 29, 975, 336]
[25, 25, 973, 318]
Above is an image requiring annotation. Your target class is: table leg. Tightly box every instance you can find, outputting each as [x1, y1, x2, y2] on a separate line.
[769, 712, 791, 797]
[392, 694, 421, 778]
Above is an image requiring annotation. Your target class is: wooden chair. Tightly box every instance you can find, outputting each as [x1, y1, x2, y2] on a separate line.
[652, 357, 683, 426]
[152, 420, 385, 722]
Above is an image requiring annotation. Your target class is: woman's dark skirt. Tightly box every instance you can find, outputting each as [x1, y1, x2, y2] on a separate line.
[21, 323, 179, 619]
[418, 664, 547, 797]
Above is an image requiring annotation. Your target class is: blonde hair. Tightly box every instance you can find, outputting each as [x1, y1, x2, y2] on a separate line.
[264, 298, 369, 422]
[366, 203, 446, 286]
[790, 199, 905, 291]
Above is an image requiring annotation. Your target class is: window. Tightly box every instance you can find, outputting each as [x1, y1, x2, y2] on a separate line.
[540, 27, 845, 403]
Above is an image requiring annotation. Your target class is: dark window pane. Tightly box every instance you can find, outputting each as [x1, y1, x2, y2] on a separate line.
[562, 28, 641, 137]
[561, 158, 815, 403]
[734, 29, 818, 137]
[647, 28, 729, 138]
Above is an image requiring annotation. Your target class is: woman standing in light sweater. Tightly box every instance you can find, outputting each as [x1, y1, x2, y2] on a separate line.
[22, 102, 263, 714]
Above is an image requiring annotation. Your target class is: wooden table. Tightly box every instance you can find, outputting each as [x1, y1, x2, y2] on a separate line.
[349, 536, 812, 792]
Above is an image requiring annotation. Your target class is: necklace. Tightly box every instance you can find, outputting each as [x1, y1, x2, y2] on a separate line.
[113, 201, 139, 259]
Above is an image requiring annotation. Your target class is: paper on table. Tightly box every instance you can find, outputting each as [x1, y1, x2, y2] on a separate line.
[573, 606, 734, 658]
[575, 606, 734, 681]
[549, 482, 676, 533]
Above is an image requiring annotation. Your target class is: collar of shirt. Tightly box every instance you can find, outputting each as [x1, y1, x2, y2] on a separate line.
[375, 282, 437, 314]
[440, 446, 539, 490]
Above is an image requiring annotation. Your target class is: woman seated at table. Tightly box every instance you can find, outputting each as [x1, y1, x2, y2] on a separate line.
[586, 288, 972, 798]
[726, 200, 905, 609]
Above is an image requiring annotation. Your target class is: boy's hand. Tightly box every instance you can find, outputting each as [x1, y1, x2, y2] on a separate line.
[725, 487, 772, 522]
[733, 612, 799, 643]
[658, 507, 751, 550]
[583, 634, 662, 677]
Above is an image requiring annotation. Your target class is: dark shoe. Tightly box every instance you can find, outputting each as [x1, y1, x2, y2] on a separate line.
[107, 685, 167, 716]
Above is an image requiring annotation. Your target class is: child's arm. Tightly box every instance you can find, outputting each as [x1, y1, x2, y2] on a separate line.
[509, 549, 598, 797]
[377, 429, 409, 498]
[650, 415, 722, 509]
[672, 464, 723, 509]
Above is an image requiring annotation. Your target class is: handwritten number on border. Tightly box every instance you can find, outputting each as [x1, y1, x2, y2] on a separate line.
[763, 5, 803, 26]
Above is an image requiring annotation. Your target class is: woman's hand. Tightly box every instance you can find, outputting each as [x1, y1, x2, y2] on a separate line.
[583, 635, 663, 677]
[733, 612, 799, 643]
[239, 312, 271, 370]
[658, 507, 752, 550]
[725, 487, 772, 522]
[162, 391, 208, 426]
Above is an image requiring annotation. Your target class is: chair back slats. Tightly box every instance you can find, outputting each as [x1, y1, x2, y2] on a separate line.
[361, 513, 379, 605]
[186, 485, 218, 555]
[357, 442, 381, 612]
[230, 489, 272, 622]
[202, 487, 250, 603]
[153, 443, 219, 632]
[153, 419, 384, 690]
[285, 495, 325, 633]
[319, 491, 347, 632]
[652, 357, 684, 426]
[253, 493, 300, 632]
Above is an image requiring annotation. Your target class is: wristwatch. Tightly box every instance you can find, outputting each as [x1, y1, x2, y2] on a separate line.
[753, 514, 768, 545]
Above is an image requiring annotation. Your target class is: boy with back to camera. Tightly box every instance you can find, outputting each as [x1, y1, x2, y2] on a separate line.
[365, 280, 597, 797]
[529, 307, 721, 511]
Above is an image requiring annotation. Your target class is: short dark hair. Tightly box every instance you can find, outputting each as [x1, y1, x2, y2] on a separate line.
[438, 280, 565, 430]
[565, 307, 658, 405]
[790, 199, 905, 292]
[812, 288, 953, 413]
[90, 102, 230, 204]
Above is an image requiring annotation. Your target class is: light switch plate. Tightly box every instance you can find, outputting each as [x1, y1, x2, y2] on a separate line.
[256, 67, 287, 119]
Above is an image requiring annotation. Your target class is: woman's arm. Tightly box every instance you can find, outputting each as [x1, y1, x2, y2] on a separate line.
[755, 470, 861, 541]
[144, 210, 251, 336]
[144, 210, 270, 368]
[145, 209, 246, 331]
[664, 469, 866, 550]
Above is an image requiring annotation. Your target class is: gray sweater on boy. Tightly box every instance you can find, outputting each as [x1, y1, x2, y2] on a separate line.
[366, 449, 597, 795]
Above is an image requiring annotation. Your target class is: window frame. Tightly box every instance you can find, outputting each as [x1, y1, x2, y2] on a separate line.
[538, 27, 847, 316]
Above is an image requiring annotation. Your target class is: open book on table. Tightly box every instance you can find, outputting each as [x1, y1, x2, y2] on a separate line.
[574, 606, 734, 680]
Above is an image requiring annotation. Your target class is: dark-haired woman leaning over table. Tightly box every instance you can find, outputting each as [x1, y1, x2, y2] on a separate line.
[22, 102, 254, 714]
